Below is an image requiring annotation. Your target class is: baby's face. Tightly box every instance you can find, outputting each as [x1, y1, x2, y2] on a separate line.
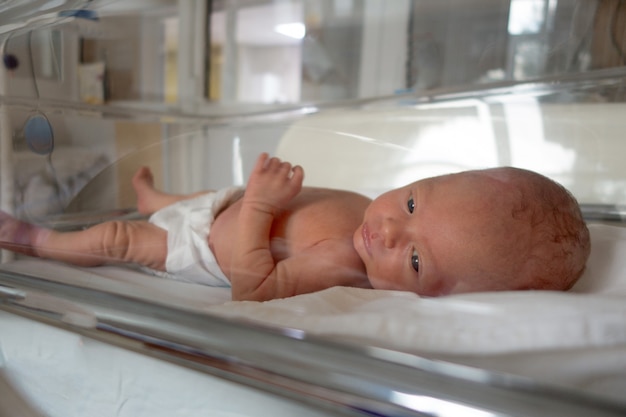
[353, 170, 521, 296]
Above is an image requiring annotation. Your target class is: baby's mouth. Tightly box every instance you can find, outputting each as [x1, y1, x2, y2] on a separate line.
[362, 223, 373, 257]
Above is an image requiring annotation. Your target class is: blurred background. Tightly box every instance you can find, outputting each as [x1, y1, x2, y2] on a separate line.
[1, 0, 625, 218]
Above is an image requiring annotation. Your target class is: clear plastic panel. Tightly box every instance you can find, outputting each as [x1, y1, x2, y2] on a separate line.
[0, 0, 624, 218]
[4, 71, 626, 222]
[2, 1, 626, 417]
[2, 76, 626, 414]
[1, 0, 621, 104]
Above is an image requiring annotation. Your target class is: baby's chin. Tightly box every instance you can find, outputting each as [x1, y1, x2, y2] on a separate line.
[365, 274, 393, 291]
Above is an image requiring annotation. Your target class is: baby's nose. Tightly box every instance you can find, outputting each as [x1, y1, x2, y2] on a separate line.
[381, 218, 401, 248]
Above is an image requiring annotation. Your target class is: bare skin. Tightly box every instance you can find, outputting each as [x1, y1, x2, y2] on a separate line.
[132, 167, 208, 214]
[131, 156, 373, 300]
[0, 154, 372, 301]
[0, 154, 590, 301]
[224, 153, 371, 300]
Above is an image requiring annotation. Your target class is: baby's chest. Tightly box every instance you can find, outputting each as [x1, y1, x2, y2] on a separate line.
[270, 206, 356, 257]
[212, 191, 365, 263]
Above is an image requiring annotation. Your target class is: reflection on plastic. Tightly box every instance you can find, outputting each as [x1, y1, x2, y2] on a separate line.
[392, 392, 497, 417]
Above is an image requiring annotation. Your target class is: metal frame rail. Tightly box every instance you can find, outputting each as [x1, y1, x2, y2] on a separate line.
[0, 268, 625, 417]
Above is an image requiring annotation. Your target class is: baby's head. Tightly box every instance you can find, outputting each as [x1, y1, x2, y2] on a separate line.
[353, 167, 590, 296]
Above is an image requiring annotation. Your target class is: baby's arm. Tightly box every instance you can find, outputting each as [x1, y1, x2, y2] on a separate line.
[231, 153, 304, 300]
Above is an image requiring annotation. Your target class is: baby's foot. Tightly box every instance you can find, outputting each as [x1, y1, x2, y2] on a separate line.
[0, 211, 38, 256]
[132, 166, 159, 215]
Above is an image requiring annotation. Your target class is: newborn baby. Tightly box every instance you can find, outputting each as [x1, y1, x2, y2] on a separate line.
[0, 153, 590, 301]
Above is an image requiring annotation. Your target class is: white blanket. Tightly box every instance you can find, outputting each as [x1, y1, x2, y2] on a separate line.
[1, 224, 624, 356]
[1, 223, 625, 404]
[201, 223, 626, 355]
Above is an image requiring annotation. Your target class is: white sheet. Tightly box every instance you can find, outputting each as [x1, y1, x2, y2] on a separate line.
[1, 223, 625, 405]
[201, 223, 626, 355]
[1, 223, 623, 356]
[0, 260, 232, 308]
[0, 312, 328, 417]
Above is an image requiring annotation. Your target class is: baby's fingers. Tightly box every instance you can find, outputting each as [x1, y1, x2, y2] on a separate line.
[290, 165, 304, 185]
[254, 152, 271, 172]
[255, 153, 287, 174]
[274, 159, 303, 186]
[254, 154, 297, 178]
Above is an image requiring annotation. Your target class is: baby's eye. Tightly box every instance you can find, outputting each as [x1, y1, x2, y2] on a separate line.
[407, 196, 415, 213]
[411, 249, 419, 273]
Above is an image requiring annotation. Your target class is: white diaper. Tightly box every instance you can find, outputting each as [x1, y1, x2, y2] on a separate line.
[147, 187, 243, 287]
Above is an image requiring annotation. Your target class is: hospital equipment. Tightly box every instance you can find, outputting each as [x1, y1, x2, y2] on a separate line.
[2, 1, 626, 416]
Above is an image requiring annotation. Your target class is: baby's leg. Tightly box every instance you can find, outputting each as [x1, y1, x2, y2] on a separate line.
[132, 167, 210, 215]
[0, 211, 168, 270]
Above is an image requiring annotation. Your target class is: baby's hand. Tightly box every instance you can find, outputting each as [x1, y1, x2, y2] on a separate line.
[244, 153, 304, 214]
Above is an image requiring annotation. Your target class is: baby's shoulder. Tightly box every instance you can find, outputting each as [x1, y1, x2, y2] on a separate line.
[292, 187, 370, 226]
[297, 187, 372, 209]
[274, 188, 368, 247]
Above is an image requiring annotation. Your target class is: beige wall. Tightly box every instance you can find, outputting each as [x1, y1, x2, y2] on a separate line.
[592, 0, 626, 69]
[114, 122, 163, 208]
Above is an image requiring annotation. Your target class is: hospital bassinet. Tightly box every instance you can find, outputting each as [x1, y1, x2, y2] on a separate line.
[2, 1, 626, 417]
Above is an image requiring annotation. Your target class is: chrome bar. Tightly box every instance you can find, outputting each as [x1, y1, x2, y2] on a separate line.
[1, 268, 625, 417]
[581, 204, 626, 223]
[1, 67, 625, 126]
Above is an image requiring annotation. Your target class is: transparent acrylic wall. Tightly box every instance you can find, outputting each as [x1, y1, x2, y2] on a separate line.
[2, 2, 626, 417]
[210, 0, 618, 103]
[1, 0, 625, 212]
[3, 0, 620, 104]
